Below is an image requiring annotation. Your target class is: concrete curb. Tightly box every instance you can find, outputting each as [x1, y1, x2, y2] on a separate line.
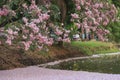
[38, 52, 120, 67]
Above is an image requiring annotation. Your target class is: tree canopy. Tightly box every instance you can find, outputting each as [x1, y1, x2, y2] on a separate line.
[0, 0, 118, 50]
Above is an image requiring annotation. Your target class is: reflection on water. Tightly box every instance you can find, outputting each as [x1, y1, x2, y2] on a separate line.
[47, 55, 120, 74]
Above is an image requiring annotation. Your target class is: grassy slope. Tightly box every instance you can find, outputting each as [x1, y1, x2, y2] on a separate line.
[70, 41, 119, 55]
[0, 44, 84, 70]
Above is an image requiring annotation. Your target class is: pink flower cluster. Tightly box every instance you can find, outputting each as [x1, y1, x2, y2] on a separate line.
[20, 0, 53, 50]
[6, 28, 18, 45]
[55, 28, 63, 36]
[96, 29, 110, 41]
[71, 13, 79, 19]
[0, 6, 9, 16]
[72, 0, 117, 41]
[29, 0, 38, 10]
[2, 0, 52, 50]
[48, 24, 71, 43]
[3, 0, 71, 50]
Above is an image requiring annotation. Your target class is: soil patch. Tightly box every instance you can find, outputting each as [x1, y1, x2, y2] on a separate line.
[0, 44, 84, 70]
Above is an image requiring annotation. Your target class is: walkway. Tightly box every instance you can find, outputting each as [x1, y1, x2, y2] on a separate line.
[0, 66, 120, 80]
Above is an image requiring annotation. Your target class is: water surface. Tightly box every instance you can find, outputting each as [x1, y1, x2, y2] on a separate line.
[47, 55, 120, 74]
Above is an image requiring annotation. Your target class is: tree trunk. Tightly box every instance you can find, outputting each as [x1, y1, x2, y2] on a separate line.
[90, 33, 95, 40]
[56, 0, 67, 23]
[55, 0, 67, 46]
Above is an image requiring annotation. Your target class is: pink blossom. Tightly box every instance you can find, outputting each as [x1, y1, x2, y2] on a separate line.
[97, 17, 102, 22]
[12, 11, 16, 16]
[72, 0, 117, 42]
[105, 30, 110, 34]
[6, 39, 12, 45]
[103, 21, 108, 26]
[7, 28, 13, 35]
[23, 29, 29, 34]
[85, 2, 90, 6]
[33, 26, 39, 33]
[42, 13, 50, 20]
[13, 31, 18, 36]
[22, 17, 28, 23]
[86, 28, 90, 33]
[0, 41, 1, 45]
[99, 3, 103, 8]
[38, 36, 48, 44]
[64, 34, 69, 38]
[22, 3, 28, 9]
[57, 37, 62, 41]
[85, 10, 92, 17]
[62, 38, 71, 43]
[22, 41, 32, 50]
[71, 13, 79, 19]
[30, 33, 35, 40]
[55, 28, 63, 35]
[33, 19, 40, 24]
[29, 23, 36, 28]
[38, 45, 43, 50]
[65, 30, 70, 33]
[76, 6, 81, 10]
[45, 38, 53, 46]
[22, 35, 27, 39]
[75, 23, 81, 28]
[94, 3, 100, 9]
[38, 16, 43, 22]
[91, 27, 96, 31]
[29, 0, 37, 10]
[94, 21, 99, 26]
[0, 7, 9, 16]
[80, 0, 85, 5]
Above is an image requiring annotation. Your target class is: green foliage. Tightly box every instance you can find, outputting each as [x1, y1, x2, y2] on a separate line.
[0, 0, 7, 7]
[112, 0, 120, 8]
[65, 23, 79, 39]
[112, 0, 120, 18]
[9, 0, 20, 10]
[65, 0, 75, 24]
[106, 0, 120, 43]
[49, 4, 60, 24]
[107, 21, 120, 43]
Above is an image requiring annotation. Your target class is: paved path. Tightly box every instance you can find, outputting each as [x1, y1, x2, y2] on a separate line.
[0, 66, 120, 80]
[39, 52, 120, 67]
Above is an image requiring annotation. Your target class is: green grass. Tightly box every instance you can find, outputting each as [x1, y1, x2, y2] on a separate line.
[71, 41, 113, 47]
[47, 55, 120, 74]
[70, 41, 119, 55]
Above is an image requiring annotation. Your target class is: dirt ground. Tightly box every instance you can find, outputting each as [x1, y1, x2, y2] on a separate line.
[0, 44, 84, 70]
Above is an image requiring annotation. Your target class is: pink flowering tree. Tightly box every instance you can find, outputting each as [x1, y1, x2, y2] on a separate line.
[71, 0, 117, 41]
[0, 0, 118, 51]
[0, 0, 70, 50]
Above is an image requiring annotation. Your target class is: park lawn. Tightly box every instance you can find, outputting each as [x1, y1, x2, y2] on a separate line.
[70, 41, 120, 55]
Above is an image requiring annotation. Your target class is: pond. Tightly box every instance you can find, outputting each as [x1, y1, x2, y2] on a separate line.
[46, 54, 120, 74]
